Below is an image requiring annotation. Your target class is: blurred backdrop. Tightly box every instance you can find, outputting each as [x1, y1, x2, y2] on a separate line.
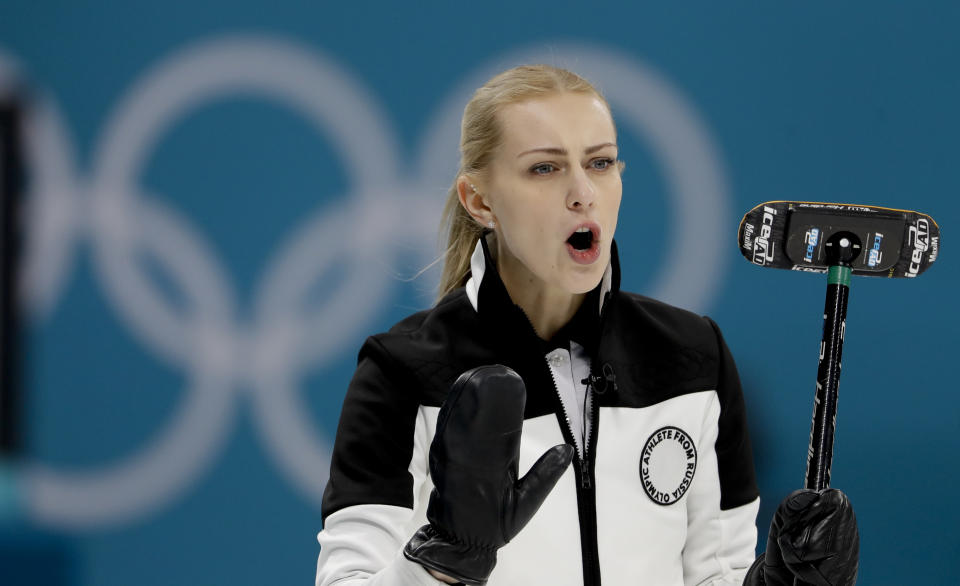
[0, 2, 957, 585]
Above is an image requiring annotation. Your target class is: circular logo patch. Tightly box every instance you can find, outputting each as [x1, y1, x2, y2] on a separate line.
[640, 426, 698, 506]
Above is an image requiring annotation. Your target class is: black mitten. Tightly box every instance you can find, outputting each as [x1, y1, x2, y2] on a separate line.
[403, 365, 575, 585]
[748, 488, 859, 586]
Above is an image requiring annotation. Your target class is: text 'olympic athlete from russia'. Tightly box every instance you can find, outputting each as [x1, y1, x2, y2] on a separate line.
[315, 65, 859, 586]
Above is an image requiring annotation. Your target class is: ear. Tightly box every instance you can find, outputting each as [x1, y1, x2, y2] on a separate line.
[456, 176, 495, 227]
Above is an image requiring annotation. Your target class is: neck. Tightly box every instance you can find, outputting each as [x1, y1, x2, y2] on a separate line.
[497, 258, 585, 341]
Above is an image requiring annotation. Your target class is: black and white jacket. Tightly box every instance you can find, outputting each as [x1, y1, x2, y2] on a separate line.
[316, 236, 760, 585]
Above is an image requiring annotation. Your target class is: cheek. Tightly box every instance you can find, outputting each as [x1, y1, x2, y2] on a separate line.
[605, 183, 623, 230]
[610, 188, 622, 212]
[504, 212, 561, 271]
[609, 175, 623, 203]
[517, 220, 553, 260]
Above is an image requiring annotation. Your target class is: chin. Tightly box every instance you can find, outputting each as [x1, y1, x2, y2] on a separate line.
[565, 267, 606, 295]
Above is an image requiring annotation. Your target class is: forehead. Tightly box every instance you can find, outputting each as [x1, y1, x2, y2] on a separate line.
[497, 92, 616, 153]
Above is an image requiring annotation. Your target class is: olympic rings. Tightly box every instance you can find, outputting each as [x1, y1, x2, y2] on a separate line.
[0, 37, 729, 527]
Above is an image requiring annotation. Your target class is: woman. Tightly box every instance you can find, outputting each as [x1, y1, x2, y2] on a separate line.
[316, 65, 858, 585]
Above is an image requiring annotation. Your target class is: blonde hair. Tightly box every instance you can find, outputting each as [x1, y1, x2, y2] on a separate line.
[436, 65, 613, 301]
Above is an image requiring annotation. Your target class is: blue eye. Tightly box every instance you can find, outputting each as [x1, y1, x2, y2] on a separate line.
[530, 163, 556, 175]
[591, 158, 616, 171]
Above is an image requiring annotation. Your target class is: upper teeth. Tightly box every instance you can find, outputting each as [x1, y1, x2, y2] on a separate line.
[576, 227, 590, 233]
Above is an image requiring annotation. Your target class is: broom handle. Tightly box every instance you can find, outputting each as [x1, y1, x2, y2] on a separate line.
[795, 264, 851, 586]
[804, 264, 851, 491]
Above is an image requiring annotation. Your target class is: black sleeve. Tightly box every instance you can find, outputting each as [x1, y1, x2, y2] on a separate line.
[320, 336, 423, 521]
[704, 316, 760, 511]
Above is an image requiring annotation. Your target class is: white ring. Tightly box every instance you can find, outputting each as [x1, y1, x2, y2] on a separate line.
[0, 51, 83, 320]
[88, 35, 402, 368]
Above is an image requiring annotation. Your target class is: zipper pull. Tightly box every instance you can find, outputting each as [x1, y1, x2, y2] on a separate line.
[580, 458, 592, 489]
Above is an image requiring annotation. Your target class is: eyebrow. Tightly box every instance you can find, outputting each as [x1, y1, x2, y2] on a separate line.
[517, 142, 617, 158]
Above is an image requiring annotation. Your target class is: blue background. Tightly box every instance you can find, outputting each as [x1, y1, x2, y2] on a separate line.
[1, 2, 958, 584]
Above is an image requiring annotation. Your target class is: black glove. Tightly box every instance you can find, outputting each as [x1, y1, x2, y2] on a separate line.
[745, 488, 859, 586]
[403, 365, 575, 585]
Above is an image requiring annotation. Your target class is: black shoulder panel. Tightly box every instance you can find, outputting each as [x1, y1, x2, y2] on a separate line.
[321, 336, 422, 519]
[595, 293, 720, 408]
[704, 317, 759, 511]
[378, 289, 561, 419]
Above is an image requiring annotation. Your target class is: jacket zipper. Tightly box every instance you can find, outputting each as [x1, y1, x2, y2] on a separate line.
[519, 302, 610, 586]
[574, 291, 615, 586]
[543, 351, 602, 586]
[543, 357, 591, 488]
[581, 371, 602, 586]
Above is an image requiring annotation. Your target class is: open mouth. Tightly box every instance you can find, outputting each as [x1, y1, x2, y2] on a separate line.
[567, 227, 595, 251]
[565, 223, 602, 265]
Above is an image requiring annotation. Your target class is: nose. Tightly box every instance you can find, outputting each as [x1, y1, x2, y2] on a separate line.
[566, 168, 596, 210]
